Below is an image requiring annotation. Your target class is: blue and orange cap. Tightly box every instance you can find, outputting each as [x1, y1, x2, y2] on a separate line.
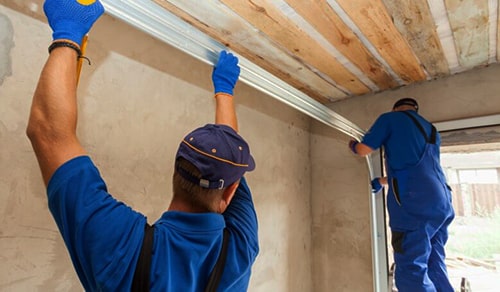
[175, 124, 255, 189]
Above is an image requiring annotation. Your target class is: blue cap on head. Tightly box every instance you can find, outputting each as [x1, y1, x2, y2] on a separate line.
[175, 124, 255, 189]
[393, 97, 419, 112]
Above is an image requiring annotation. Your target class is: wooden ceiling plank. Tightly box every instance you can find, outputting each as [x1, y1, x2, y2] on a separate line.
[426, 0, 461, 74]
[152, 0, 347, 102]
[334, 0, 427, 83]
[217, 0, 371, 95]
[284, 0, 398, 90]
[444, 0, 490, 69]
[381, 0, 450, 77]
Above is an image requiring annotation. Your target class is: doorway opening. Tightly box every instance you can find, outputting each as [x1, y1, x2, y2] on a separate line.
[441, 144, 500, 291]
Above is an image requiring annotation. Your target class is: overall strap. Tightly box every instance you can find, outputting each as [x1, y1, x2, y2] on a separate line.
[401, 111, 437, 144]
[132, 225, 230, 292]
[132, 223, 155, 292]
[205, 228, 230, 292]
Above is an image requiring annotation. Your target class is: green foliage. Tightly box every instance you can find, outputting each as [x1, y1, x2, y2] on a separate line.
[447, 208, 500, 260]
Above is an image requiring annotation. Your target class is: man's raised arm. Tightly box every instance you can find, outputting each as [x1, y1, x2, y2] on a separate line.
[26, 0, 104, 186]
[211, 51, 240, 132]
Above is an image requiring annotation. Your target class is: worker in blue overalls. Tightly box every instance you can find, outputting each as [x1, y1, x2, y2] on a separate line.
[348, 98, 455, 291]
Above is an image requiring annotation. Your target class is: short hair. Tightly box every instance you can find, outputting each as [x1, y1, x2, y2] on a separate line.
[172, 157, 225, 212]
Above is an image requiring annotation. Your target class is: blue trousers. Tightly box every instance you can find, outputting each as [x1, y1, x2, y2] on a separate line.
[392, 214, 454, 292]
[388, 143, 455, 291]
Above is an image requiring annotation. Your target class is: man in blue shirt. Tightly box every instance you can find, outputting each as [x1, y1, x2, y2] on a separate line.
[27, 0, 258, 291]
[348, 98, 455, 292]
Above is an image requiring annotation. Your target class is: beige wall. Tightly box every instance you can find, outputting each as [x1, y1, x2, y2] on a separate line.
[0, 3, 312, 291]
[310, 125, 374, 291]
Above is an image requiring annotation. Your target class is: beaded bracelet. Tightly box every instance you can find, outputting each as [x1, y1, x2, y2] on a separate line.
[48, 40, 91, 65]
[48, 41, 82, 57]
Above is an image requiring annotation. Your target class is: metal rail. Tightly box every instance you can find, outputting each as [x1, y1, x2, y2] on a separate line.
[101, 0, 364, 140]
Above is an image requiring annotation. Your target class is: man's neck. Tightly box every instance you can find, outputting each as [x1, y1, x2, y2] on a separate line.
[168, 198, 213, 213]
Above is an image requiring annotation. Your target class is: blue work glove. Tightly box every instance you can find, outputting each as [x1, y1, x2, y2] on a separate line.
[371, 178, 383, 194]
[44, 0, 105, 46]
[348, 139, 359, 154]
[212, 51, 240, 95]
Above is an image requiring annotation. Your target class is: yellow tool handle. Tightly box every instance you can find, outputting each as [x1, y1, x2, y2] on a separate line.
[76, 35, 88, 87]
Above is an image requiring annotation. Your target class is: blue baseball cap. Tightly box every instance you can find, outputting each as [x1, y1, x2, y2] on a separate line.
[175, 124, 255, 189]
[393, 97, 419, 112]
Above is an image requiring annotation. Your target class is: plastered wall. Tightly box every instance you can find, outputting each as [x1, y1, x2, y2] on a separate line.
[0, 3, 313, 291]
[310, 126, 374, 292]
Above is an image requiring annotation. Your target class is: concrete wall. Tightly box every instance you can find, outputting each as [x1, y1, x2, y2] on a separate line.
[0, 3, 312, 291]
[310, 126, 374, 291]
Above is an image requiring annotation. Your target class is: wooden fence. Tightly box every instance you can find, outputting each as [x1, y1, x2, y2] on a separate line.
[449, 183, 500, 216]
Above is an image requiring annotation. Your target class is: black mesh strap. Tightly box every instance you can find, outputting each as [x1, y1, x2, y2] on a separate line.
[132, 223, 154, 292]
[205, 228, 230, 292]
[401, 111, 437, 144]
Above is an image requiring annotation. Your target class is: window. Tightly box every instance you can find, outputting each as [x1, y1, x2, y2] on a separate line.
[458, 169, 498, 184]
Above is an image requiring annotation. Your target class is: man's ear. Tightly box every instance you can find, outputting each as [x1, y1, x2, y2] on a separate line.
[218, 180, 239, 213]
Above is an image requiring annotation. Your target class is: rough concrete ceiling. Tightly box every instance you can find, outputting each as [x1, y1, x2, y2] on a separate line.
[151, 0, 500, 104]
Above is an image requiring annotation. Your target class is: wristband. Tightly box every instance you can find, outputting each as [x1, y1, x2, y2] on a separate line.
[48, 40, 91, 66]
[48, 40, 82, 57]
[349, 140, 359, 154]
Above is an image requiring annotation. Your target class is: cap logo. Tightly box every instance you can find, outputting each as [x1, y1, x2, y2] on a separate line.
[181, 140, 250, 167]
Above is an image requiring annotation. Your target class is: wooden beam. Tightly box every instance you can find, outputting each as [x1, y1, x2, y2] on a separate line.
[381, 0, 450, 77]
[440, 126, 500, 147]
[217, 0, 371, 95]
[444, 0, 490, 69]
[334, 0, 427, 83]
[284, 0, 398, 90]
[153, 0, 348, 103]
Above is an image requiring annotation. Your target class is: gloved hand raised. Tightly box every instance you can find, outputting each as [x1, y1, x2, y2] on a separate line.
[212, 51, 240, 95]
[44, 0, 105, 46]
[371, 178, 383, 194]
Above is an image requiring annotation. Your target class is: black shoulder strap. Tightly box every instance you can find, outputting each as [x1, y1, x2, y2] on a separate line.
[132, 225, 230, 292]
[401, 111, 437, 144]
[132, 223, 154, 292]
[205, 228, 230, 292]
